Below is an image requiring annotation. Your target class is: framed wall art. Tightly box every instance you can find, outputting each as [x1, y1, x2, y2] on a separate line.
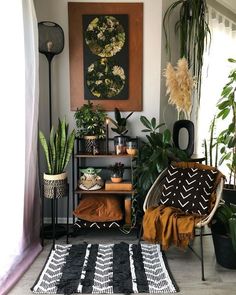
[68, 2, 143, 111]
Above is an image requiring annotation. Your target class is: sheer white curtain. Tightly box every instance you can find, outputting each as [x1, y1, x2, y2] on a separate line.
[197, 6, 236, 163]
[0, 1, 41, 294]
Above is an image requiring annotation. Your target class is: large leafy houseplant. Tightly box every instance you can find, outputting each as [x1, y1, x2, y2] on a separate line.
[163, 0, 210, 102]
[39, 118, 75, 175]
[74, 101, 107, 138]
[134, 116, 187, 199]
[216, 58, 236, 187]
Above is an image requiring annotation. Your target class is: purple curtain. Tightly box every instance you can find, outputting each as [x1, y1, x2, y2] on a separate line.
[0, 1, 42, 294]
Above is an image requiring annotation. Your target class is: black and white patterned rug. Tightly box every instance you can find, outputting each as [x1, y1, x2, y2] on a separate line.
[31, 242, 178, 294]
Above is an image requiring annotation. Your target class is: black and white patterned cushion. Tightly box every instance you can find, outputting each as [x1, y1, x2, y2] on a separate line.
[159, 164, 218, 215]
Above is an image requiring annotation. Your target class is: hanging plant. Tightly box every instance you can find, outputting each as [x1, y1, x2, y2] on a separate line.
[163, 0, 211, 103]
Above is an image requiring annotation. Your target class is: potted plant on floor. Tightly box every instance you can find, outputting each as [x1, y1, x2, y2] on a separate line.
[216, 58, 236, 204]
[74, 101, 107, 154]
[212, 202, 236, 269]
[109, 107, 133, 154]
[39, 118, 75, 198]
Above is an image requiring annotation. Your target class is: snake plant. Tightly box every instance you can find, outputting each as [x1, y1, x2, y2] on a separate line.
[39, 118, 75, 175]
[214, 203, 236, 253]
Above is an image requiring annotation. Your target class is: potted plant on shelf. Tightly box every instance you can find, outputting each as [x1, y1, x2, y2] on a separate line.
[216, 58, 236, 204]
[109, 107, 133, 155]
[211, 202, 236, 269]
[39, 118, 75, 198]
[74, 101, 107, 154]
[108, 162, 125, 183]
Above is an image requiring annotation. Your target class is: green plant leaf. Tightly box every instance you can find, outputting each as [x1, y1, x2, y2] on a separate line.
[140, 116, 151, 130]
[62, 129, 75, 171]
[141, 129, 152, 133]
[217, 108, 230, 119]
[49, 126, 56, 174]
[217, 100, 231, 110]
[114, 108, 121, 123]
[228, 58, 236, 63]
[151, 117, 156, 129]
[39, 131, 52, 174]
[59, 118, 66, 172]
[162, 129, 171, 144]
[221, 86, 233, 98]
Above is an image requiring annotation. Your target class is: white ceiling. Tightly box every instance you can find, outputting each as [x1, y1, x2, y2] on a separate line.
[217, 0, 236, 14]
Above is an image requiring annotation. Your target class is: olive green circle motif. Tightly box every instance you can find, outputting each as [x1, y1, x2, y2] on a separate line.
[85, 16, 125, 57]
[86, 58, 126, 98]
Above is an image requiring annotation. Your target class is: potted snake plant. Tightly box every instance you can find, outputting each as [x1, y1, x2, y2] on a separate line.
[39, 118, 75, 198]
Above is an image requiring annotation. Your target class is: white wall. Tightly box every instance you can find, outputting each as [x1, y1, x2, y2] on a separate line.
[34, 0, 164, 217]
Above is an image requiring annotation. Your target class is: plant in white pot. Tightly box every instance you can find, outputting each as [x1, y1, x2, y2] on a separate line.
[216, 58, 236, 204]
[74, 101, 107, 154]
[39, 118, 75, 198]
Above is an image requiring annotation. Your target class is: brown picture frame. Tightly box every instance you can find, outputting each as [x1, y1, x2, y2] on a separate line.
[68, 2, 143, 111]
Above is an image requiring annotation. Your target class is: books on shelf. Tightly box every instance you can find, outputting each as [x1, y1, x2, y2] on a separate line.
[105, 180, 133, 191]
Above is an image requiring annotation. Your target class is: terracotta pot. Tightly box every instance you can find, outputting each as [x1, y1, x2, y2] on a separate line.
[111, 177, 123, 183]
[43, 172, 68, 199]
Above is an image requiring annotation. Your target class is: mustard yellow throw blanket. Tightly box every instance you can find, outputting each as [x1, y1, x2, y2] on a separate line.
[142, 205, 202, 250]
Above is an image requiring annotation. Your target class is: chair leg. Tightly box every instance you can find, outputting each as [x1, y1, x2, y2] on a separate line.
[200, 226, 205, 281]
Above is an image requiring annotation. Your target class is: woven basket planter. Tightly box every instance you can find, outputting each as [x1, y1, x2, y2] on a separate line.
[43, 172, 68, 199]
[84, 135, 98, 154]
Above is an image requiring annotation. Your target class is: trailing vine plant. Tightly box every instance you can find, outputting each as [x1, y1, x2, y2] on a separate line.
[163, 0, 211, 103]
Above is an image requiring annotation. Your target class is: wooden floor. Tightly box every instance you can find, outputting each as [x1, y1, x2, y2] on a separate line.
[8, 228, 236, 295]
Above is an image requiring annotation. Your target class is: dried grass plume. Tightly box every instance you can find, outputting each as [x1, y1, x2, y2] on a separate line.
[163, 58, 195, 119]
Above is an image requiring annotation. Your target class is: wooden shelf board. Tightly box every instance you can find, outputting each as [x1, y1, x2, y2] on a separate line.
[74, 153, 135, 158]
[75, 188, 136, 194]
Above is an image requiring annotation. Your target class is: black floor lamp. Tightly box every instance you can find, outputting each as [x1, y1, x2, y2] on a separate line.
[38, 21, 65, 240]
[38, 21, 64, 129]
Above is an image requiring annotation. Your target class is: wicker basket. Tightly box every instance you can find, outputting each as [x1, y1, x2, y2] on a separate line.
[43, 172, 68, 199]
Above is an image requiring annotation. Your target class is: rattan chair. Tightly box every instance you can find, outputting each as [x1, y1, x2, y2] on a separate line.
[140, 166, 224, 281]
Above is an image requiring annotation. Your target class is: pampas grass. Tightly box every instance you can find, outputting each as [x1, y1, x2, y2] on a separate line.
[164, 58, 195, 120]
